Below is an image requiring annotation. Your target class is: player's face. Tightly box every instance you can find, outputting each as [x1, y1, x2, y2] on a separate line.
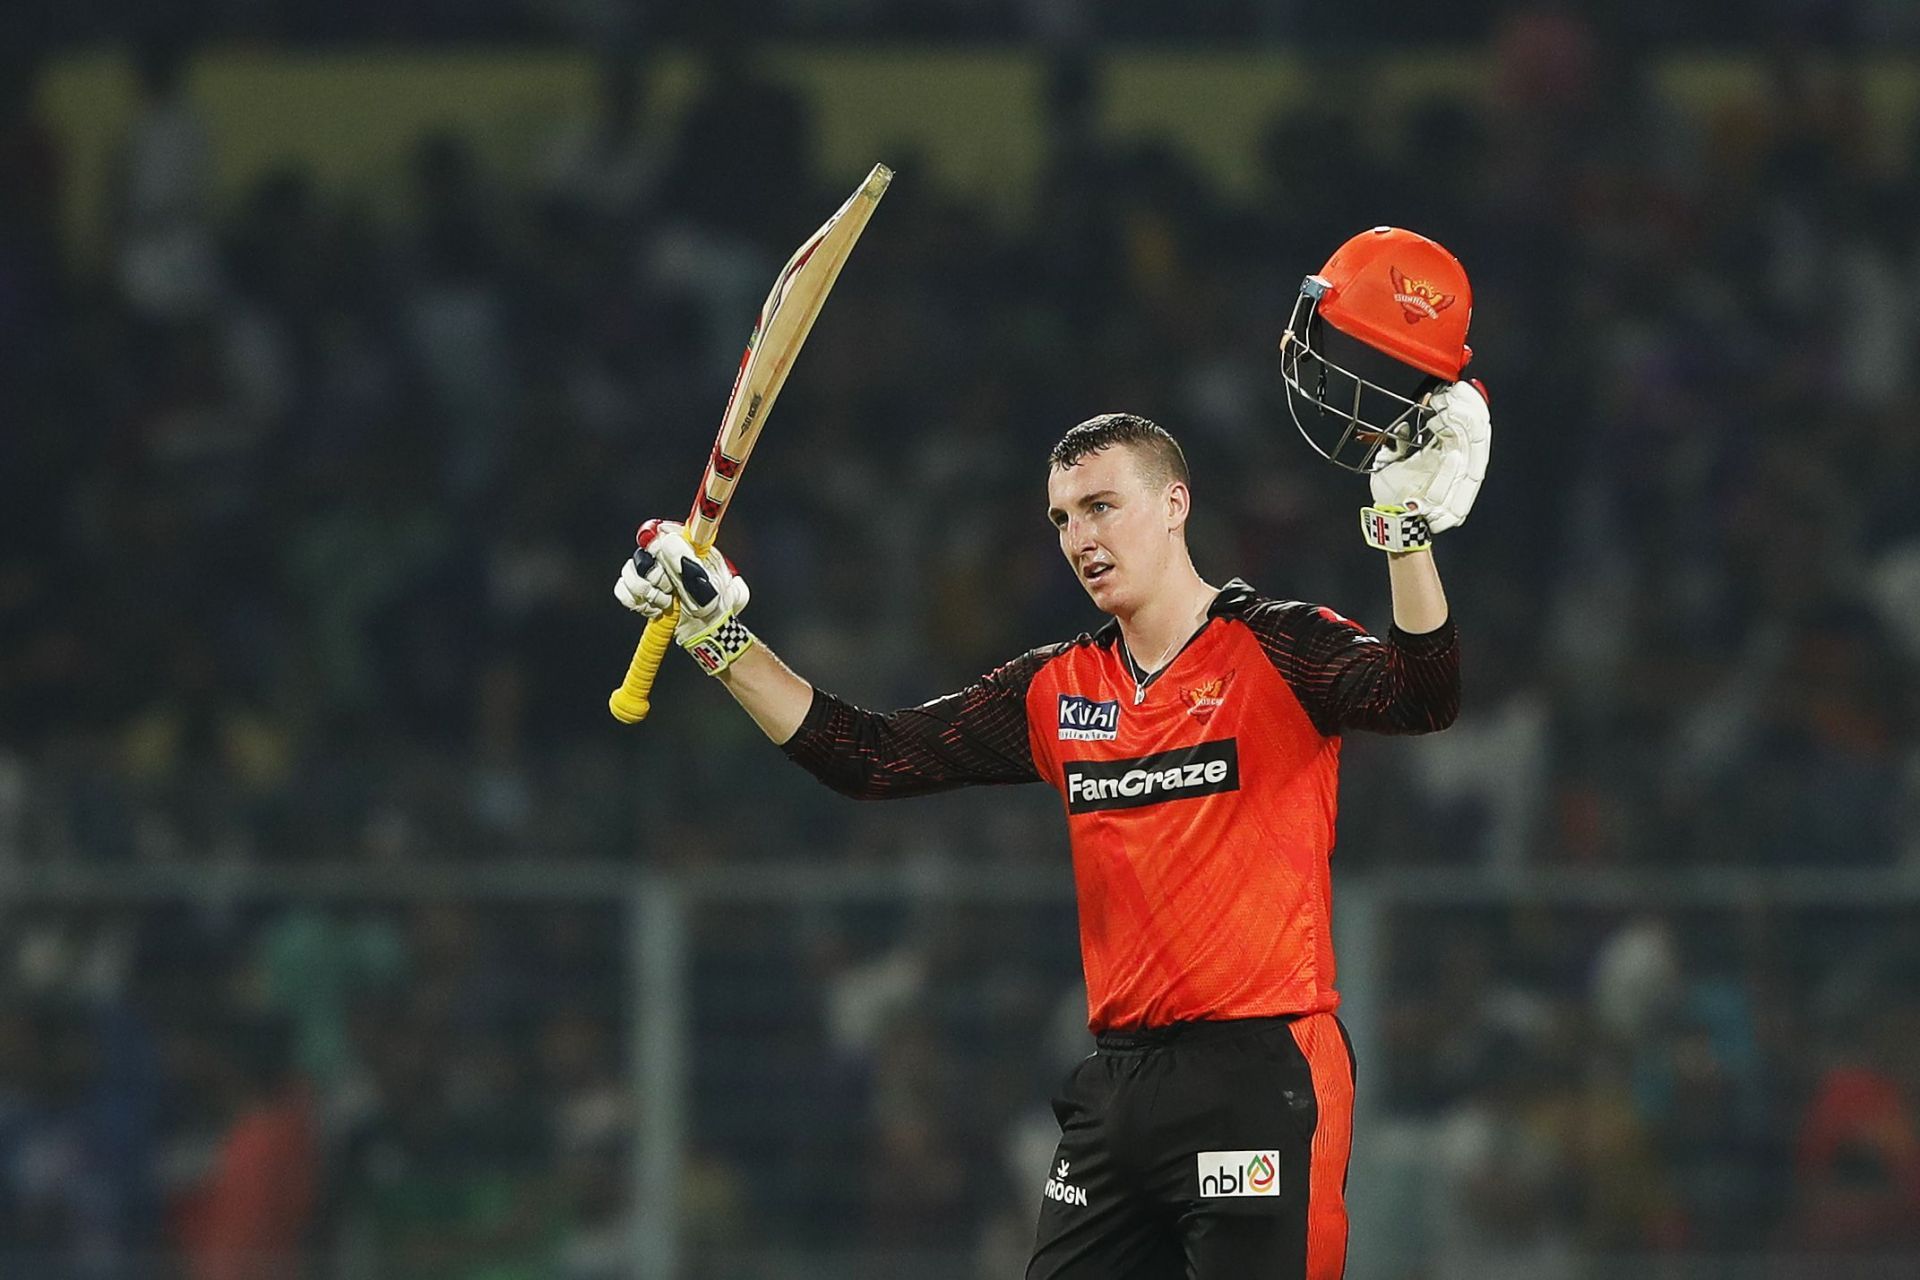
[1046, 445, 1182, 616]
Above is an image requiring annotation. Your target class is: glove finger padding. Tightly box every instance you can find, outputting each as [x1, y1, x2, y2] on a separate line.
[1423, 381, 1490, 531]
[1415, 439, 1470, 532]
[720, 574, 750, 617]
[615, 553, 675, 616]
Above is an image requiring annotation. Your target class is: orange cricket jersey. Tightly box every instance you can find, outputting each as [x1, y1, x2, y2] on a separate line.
[782, 579, 1459, 1032]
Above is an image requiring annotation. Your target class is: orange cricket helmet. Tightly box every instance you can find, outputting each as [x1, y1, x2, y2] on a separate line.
[1280, 226, 1475, 472]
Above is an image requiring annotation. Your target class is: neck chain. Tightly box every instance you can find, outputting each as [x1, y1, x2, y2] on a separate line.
[1122, 609, 1206, 706]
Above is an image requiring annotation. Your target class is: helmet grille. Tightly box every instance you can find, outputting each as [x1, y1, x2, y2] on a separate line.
[1281, 284, 1443, 474]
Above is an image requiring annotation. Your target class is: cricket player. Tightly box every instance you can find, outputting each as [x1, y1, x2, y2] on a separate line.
[615, 228, 1489, 1279]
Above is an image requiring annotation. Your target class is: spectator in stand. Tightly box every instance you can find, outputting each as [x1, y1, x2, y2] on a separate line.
[111, 37, 220, 327]
[173, 1017, 319, 1280]
[1788, 1004, 1920, 1252]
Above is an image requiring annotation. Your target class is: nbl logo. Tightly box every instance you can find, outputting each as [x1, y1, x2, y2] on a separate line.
[1198, 1150, 1280, 1197]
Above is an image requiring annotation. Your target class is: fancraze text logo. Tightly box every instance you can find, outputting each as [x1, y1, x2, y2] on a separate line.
[1064, 741, 1239, 813]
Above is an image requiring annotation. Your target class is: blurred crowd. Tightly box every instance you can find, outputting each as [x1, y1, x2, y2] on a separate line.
[5, 3, 1920, 1275]
[14, 890, 1920, 1277]
[17, 2, 1920, 49]
[706, 894, 1920, 1279]
[0, 900, 632, 1278]
[1375, 903, 1920, 1278]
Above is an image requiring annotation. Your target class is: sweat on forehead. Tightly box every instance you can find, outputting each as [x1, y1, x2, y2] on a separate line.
[1048, 413, 1191, 489]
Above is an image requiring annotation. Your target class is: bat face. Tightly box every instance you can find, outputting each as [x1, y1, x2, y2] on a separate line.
[722, 237, 822, 452]
[685, 164, 892, 547]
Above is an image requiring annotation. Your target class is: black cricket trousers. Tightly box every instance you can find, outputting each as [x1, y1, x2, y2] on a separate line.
[1026, 1011, 1355, 1280]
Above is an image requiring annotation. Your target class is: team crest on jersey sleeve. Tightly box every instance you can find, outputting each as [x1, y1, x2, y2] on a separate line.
[1180, 671, 1235, 724]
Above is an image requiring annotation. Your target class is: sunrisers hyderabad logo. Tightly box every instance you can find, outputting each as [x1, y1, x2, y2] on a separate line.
[1389, 266, 1455, 324]
[1180, 672, 1235, 724]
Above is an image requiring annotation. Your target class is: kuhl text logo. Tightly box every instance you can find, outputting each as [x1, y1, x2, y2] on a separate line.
[1058, 694, 1121, 741]
[1064, 741, 1239, 813]
[1198, 1150, 1279, 1197]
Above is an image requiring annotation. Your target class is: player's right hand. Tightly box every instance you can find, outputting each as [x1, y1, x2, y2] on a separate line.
[615, 520, 755, 675]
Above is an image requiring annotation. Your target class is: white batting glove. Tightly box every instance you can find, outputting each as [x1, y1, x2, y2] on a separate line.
[614, 519, 755, 675]
[1365, 380, 1491, 545]
[616, 551, 676, 619]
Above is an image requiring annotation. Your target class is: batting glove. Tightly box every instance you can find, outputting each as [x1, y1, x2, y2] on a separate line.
[614, 520, 756, 675]
[1362, 379, 1491, 551]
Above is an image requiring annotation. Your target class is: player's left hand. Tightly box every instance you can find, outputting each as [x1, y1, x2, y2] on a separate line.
[1369, 380, 1491, 533]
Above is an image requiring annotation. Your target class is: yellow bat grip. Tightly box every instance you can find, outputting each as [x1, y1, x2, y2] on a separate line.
[608, 604, 679, 723]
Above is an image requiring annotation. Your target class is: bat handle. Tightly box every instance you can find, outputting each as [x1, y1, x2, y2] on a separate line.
[608, 604, 679, 723]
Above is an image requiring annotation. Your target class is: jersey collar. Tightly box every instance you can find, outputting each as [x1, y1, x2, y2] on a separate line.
[1087, 578, 1257, 656]
[1208, 578, 1258, 618]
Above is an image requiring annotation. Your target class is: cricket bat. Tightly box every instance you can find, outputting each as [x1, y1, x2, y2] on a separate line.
[609, 163, 894, 723]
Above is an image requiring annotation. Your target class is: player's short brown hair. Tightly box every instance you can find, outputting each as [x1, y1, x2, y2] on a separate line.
[1048, 413, 1190, 491]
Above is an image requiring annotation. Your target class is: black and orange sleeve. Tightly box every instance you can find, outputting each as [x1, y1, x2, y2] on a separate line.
[779, 645, 1065, 799]
[1242, 600, 1459, 736]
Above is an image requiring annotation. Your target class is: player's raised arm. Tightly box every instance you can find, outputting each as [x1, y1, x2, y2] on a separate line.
[1249, 376, 1490, 736]
[1241, 598, 1459, 736]
[1364, 378, 1490, 633]
[614, 520, 1048, 794]
[1252, 373, 1489, 736]
[1275, 226, 1491, 737]
[777, 655, 1051, 798]
[714, 645, 818, 745]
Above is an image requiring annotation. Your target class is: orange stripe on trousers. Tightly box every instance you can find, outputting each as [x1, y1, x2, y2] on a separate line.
[1288, 1011, 1353, 1280]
